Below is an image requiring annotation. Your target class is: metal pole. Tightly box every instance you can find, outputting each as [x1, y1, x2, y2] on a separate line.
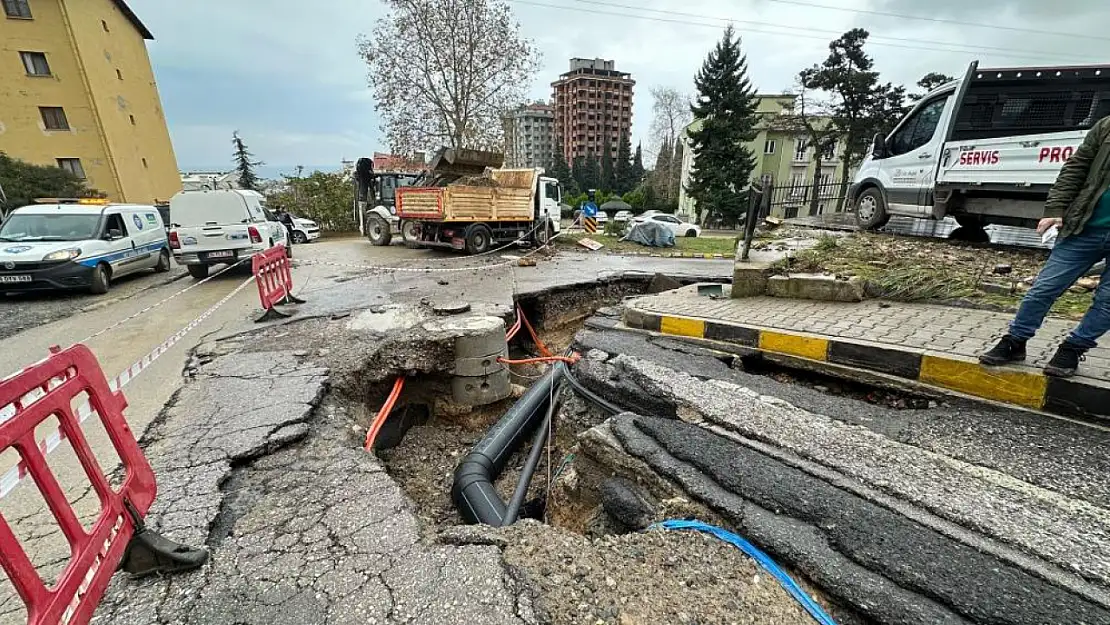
[740, 183, 763, 261]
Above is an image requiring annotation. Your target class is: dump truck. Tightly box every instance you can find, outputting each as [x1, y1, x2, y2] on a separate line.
[394, 148, 561, 254]
[851, 60, 1110, 232]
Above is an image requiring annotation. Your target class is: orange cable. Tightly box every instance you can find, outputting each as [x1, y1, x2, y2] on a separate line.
[517, 304, 553, 357]
[364, 375, 405, 451]
[506, 310, 522, 341]
[497, 355, 580, 366]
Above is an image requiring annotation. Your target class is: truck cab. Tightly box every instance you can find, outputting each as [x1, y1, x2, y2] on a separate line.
[852, 61, 1110, 232]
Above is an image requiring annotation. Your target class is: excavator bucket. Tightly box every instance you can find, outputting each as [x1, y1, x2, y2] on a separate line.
[426, 148, 505, 186]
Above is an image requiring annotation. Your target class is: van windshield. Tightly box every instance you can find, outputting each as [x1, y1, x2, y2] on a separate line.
[0, 214, 101, 242]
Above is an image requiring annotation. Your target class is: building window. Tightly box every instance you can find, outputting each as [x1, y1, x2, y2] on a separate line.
[3, 0, 32, 18]
[116, 68, 123, 80]
[793, 139, 808, 162]
[764, 140, 777, 155]
[20, 51, 50, 76]
[129, 114, 136, 125]
[822, 142, 837, 161]
[57, 158, 85, 179]
[40, 107, 70, 130]
[101, 19, 109, 32]
[142, 158, 148, 168]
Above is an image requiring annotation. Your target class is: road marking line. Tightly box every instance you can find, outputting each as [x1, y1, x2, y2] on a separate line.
[0, 275, 255, 500]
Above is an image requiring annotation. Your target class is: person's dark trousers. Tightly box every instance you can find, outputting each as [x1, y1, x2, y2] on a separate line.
[1009, 227, 1110, 349]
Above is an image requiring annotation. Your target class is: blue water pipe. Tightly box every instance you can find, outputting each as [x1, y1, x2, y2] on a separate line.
[657, 519, 839, 625]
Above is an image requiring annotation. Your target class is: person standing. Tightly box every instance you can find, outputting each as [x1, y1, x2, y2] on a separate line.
[980, 116, 1110, 377]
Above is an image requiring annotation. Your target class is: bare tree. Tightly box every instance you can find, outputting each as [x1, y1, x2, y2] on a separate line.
[358, 0, 540, 153]
[769, 79, 841, 215]
[648, 87, 691, 206]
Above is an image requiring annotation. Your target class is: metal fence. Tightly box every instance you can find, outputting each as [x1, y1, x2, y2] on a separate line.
[767, 181, 848, 219]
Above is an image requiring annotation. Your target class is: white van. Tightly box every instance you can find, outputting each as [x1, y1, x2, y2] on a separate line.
[0, 199, 171, 294]
[168, 190, 290, 279]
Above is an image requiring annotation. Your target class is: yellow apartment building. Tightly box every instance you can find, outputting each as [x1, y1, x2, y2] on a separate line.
[0, 0, 181, 204]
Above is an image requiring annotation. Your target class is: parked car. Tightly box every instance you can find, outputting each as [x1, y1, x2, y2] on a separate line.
[613, 210, 633, 223]
[289, 215, 321, 244]
[596, 211, 609, 225]
[168, 189, 291, 280]
[633, 213, 702, 237]
[0, 199, 170, 294]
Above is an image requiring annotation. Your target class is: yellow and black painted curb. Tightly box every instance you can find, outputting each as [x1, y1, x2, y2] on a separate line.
[623, 307, 1110, 422]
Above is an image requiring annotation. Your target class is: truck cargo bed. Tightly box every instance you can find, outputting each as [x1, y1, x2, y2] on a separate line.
[937, 129, 1087, 189]
[396, 169, 538, 223]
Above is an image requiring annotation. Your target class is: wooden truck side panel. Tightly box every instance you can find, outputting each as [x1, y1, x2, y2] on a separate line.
[396, 169, 538, 223]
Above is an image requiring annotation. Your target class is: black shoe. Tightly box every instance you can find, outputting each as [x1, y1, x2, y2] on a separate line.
[1044, 342, 1087, 378]
[979, 335, 1027, 366]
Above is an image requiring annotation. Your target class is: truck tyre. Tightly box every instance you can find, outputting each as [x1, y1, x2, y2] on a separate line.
[401, 219, 420, 247]
[89, 263, 111, 294]
[465, 224, 493, 255]
[367, 215, 392, 246]
[534, 220, 553, 247]
[856, 187, 890, 230]
[187, 264, 210, 280]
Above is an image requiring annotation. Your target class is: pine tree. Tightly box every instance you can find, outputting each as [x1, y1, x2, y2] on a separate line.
[687, 26, 759, 226]
[631, 143, 646, 186]
[232, 131, 262, 191]
[582, 154, 601, 191]
[600, 139, 615, 193]
[615, 133, 633, 194]
[549, 142, 577, 195]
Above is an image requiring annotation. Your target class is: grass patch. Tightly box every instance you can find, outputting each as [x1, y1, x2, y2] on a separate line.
[557, 233, 737, 256]
[780, 232, 1092, 318]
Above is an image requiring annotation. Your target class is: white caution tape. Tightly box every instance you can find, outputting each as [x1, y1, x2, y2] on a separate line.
[0, 275, 256, 500]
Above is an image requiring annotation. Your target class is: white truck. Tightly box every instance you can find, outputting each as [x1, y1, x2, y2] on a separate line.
[851, 61, 1110, 233]
[168, 189, 291, 279]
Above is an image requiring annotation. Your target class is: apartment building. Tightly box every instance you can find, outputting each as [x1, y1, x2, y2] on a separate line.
[551, 58, 634, 163]
[0, 0, 181, 204]
[678, 94, 853, 221]
[504, 102, 554, 170]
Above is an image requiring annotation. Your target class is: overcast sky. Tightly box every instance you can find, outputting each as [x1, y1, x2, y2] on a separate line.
[126, 0, 1106, 174]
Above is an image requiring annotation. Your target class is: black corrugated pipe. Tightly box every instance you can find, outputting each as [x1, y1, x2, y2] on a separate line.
[452, 366, 563, 526]
[502, 379, 563, 525]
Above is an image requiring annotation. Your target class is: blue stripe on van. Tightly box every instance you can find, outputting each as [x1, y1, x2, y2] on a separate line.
[76, 242, 166, 267]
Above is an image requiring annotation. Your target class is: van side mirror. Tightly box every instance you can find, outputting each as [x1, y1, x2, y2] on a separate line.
[871, 133, 887, 159]
[106, 228, 123, 240]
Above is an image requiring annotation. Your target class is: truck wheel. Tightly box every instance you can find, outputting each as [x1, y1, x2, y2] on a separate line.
[534, 220, 553, 247]
[89, 263, 111, 294]
[187, 264, 210, 280]
[856, 188, 890, 231]
[465, 224, 493, 255]
[401, 219, 420, 247]
[367, 215, 393, 246]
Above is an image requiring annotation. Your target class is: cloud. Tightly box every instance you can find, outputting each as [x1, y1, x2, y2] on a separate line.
[126, 0, 1109, 172]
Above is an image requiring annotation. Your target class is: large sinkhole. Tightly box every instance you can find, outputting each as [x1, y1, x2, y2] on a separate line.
[337, 276, 944, 625]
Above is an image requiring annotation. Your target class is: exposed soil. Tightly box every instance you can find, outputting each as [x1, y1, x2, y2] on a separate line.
[780, 231, 1094, 316]
[448, 522, 848, 625]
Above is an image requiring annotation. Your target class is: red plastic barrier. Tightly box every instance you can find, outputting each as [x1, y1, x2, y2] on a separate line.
[0, 345, 156, 625]
[251, 244, 297, 320]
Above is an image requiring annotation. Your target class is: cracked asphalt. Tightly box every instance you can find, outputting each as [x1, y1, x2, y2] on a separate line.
[570, 325, 1110, 625]
[1, 237, 736, 624]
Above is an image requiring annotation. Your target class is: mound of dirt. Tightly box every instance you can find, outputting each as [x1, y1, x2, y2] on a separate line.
[446, 522, 843, 625]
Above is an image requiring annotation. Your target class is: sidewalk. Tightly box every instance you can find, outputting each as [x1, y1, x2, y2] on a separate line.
[624, 287, 1110, 421]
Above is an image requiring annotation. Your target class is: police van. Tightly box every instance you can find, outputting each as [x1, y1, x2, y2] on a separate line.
[0, 199, 171, 294]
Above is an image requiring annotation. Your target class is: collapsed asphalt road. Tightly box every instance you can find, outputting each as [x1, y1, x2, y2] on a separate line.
[567, 320, 1110, 625]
